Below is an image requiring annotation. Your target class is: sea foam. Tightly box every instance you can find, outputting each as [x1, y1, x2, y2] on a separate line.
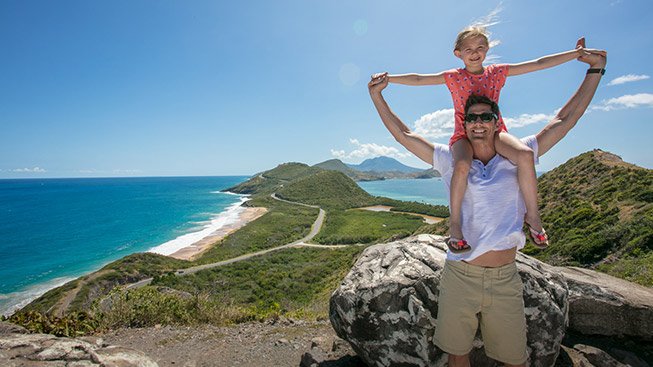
[148, 194, 249, 256]
[0, 276, 76, 317]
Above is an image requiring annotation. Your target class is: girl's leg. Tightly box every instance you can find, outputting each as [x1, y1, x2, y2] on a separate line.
[495, 132, 544, 234]
[450, 139, 473, 241]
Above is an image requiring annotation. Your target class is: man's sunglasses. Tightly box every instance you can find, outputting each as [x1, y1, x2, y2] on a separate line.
[464, 112, 497, 123]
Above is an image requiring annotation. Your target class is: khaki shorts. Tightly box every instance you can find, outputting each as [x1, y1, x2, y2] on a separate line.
[434, 260, 528, 365]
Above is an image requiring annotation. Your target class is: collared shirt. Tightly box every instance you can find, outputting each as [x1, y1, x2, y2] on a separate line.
[432, 135, 539, 261]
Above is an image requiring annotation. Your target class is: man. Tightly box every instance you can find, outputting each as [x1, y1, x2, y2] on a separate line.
[368, 49, 606, 366]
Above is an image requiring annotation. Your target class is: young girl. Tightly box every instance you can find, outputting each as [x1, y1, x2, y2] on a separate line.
[386, 26, 586, 253]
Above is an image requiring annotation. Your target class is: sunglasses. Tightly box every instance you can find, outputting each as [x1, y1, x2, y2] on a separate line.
[464, 112, 497, 123]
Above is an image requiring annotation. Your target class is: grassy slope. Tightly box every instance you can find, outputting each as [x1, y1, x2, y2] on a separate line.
[314, 210, 424, 245]
[523, 150, 653, 286]
[277, 170, 376, 210]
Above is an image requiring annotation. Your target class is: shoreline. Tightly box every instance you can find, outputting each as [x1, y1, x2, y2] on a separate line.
[148, 194, 268, 260]
[168, 206, 267, 260]
[1, 191, 264, 317]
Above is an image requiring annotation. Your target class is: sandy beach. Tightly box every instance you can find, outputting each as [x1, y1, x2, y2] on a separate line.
[169, 206, 268, 261]
[357, 205, 443, 224]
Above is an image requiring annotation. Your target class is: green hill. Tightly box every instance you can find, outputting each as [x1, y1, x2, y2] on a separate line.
[277, 170, 376, 210]
[525, 149, 653, 286]
[226, 162, 321, 195]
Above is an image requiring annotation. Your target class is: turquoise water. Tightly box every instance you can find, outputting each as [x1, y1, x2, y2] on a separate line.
[0, 175, 447, 316]
[0, 176, 248, 315]
[358, 178, 449, 206]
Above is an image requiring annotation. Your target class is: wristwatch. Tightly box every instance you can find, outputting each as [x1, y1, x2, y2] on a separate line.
[587, 68, 606, 75]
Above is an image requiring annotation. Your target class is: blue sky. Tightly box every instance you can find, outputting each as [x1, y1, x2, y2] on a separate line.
[1, 0, 651, 178]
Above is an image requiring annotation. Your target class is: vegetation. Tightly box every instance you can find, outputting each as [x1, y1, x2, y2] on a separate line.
[226, 162, 320, 195]
[153, 246, 364, 318]
[374, 197, 450, 218]
[3, 311, 99, 337]
[195, 199, 318, 263]
[21, 279, 81, 315]
[314, 210, 424, 245]
[523, 150, 653, 286]
[277, 170, 376, 210]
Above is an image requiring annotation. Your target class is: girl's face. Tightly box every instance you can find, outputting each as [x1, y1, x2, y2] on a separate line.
[454, 35, 489, 69]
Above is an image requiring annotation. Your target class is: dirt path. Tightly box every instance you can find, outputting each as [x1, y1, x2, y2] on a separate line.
[127, 193, 328, 290]
[100, 319, 364, 367]
[50, 270, 112, 317]
[356, 205, 444, 224]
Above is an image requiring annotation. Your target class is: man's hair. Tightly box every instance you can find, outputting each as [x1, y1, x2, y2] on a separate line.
[454, 25, 490, 51]
[464, 95, 500, 117]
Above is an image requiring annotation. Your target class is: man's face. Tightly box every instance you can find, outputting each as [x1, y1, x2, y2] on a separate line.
[464, 103, 499, 141]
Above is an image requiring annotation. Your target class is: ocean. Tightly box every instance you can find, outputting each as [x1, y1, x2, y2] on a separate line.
[0, 176, 249, 316]
[0, 176, 448, 316]
[357, 177, 449, 206]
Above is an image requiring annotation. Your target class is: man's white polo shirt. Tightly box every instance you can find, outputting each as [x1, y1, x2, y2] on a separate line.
[432, 135, 539, 261]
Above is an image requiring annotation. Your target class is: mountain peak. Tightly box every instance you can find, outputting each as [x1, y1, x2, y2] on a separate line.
[348, 156, 423, 173]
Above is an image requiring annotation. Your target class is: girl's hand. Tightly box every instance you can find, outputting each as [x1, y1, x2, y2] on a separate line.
[575, 37, 608, 59]
[578, 49, 607, 68]
[368, 72, 389, 94]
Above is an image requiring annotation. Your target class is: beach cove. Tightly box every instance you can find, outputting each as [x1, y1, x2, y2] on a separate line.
[0, 175, 448, 316]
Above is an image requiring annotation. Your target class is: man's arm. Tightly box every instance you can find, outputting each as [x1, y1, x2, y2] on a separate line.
[536, 50, 607, 157]
[368, 73, 435, 165]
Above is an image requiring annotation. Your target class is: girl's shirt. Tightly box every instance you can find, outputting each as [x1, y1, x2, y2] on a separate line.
[444, 64, 509, 146]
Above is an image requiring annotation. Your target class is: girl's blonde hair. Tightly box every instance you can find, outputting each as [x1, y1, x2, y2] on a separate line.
[454, 26, 490, 51]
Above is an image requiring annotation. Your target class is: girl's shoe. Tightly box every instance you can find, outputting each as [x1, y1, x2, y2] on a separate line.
[528, 225, 549, 249]
[445, 237, 471, 254]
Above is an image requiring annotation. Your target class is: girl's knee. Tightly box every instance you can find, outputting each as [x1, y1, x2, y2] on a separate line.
[515, 147, 535, 165]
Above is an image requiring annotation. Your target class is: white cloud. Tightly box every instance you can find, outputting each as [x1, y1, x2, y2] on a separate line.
[12, 167, 46, 173]
[504, 113, 555, 129]
[413, 108, 455, 138]
[331, 138, 412, 161]
[471, 3, 504, 64]
[112, 169, 142, 174]
[591, 93, 653, 111]
[408, 107, 553, 139]
[473, 2, 503, 29]
[607, 74, 650, 86]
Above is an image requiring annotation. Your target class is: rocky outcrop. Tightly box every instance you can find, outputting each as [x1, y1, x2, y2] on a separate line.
[555, 266, 653, 340]
[329, 234, 569, 367]
[0, 322, 158, 367]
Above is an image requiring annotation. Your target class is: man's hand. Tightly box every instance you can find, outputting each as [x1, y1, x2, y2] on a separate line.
[368, 72, 389, 95]
[578, 48, 607, 68]
[575, 37, 607, 67]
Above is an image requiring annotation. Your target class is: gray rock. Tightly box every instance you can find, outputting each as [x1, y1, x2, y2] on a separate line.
[561, 345, 594, 367]
[301, 349, 327, 367]
[0, 332, 158, 367]
[90, 345, 158, 367]
[330, 234, 569, 367]
[608, 348, 650, 367]
[555, 267, 653, 340]
[0, 321, 29, 335]
[571, 344, 627, 367]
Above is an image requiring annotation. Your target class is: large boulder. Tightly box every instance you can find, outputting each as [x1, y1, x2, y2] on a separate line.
[555, 266, 653, 340]
[329, 234, 569, 367]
